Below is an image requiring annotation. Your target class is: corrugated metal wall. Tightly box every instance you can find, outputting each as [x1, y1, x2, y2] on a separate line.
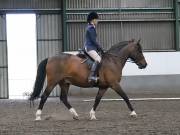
[0, 15, 8, 98]
[66, 0, 175, 51]
[67, 23, 86, 50]
[67, 0, 173, 8]
[0, 0, 61, 9]
[36, 14, 62, 96]
[0, 0, 178, 98]
[122, 22, 174, 50]
[0, 0, 63, 98]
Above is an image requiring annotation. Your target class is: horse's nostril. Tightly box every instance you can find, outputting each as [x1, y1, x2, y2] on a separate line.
[143, 64, 147, 68]
[144, 63, 147, 68]
[138, 63, 147, 69]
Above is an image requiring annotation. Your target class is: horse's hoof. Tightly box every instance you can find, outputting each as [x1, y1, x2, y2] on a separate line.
[69, 108, 79, 120]
[130, 111, 137, 118]
[35, 116, 41, 121]
[90, 116, 97, 120]
[89, 108, 97, 120]
[73, 116, 79, 120]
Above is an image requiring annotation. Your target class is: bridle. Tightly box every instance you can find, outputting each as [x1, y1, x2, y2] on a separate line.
[105, 52, 135, 63]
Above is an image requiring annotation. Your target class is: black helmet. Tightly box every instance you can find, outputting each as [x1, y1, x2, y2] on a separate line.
[87, 11, 99, 23]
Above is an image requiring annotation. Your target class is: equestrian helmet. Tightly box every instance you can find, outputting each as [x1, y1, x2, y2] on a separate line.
[87, 11, 99, 23]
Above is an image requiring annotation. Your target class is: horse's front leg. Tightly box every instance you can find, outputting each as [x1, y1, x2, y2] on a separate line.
[111, 83, 137, 117]
[90, 88, 107, 120]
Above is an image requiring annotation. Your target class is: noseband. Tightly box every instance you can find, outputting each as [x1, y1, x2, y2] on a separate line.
[106, 52, 135, 63]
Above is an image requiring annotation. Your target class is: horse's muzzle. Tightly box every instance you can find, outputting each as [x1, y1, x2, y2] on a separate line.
[138, 63, 147, 69]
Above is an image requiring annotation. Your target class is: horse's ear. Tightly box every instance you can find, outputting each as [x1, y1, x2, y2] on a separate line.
[137, 39, 141, 44]
[129, 39, 135, 43]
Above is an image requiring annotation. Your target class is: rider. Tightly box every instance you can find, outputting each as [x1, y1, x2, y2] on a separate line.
[84, 11, 104, 83]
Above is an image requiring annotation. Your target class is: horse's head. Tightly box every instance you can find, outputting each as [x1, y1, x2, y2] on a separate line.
[128, 39, 147, 69]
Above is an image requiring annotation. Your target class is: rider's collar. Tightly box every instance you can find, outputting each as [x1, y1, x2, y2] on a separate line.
[88, 23, 96, 28]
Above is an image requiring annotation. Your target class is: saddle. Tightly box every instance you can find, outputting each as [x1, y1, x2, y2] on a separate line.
[76, 49, 94, 68]
[77, 49, 101, 87]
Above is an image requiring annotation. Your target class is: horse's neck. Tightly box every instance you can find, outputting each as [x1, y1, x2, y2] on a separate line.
[102, 50, 129, 71]
[116, 47, 130, 67]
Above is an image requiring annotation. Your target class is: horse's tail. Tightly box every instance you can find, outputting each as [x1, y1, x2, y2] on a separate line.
[29, 58, 48, 101]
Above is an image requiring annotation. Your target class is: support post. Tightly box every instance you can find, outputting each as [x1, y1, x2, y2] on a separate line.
[62, 0, 67, 51]
[174, 0, 180, 51]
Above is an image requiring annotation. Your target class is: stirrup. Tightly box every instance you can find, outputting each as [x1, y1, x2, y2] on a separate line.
[88, 76, 99, 83]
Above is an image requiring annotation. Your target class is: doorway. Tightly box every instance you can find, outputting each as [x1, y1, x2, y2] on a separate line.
[6, 14, 37, 99]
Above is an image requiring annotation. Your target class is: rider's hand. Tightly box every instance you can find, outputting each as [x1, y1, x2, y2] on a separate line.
[100, 49, 105, 55]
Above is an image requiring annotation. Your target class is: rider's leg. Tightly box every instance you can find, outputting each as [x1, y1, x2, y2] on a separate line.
[86, 50, 101, 83]
[88, 61, 99, 82]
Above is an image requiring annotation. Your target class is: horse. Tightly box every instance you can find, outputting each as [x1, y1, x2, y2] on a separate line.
[29, 39, 147, 121]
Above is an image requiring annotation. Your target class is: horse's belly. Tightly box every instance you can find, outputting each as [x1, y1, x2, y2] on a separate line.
[64, 77, 91, 88]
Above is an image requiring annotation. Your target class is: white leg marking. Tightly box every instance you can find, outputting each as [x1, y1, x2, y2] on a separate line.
[89, 108, 97, 120]
[69, 108, 79, 120]
[35, 109, 42, 121]
[130, 110, 137, 117]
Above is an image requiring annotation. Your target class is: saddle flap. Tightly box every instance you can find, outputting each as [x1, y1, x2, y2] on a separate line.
[76, 49, 94, 68]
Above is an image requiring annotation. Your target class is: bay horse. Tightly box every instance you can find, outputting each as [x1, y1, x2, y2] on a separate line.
[29, 39, 147, 120]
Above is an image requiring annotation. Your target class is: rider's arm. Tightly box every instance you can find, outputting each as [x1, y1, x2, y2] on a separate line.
[87, 27, 102, 51]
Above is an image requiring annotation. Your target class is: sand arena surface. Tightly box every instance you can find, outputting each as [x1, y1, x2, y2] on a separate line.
[0, 95, 180, 135]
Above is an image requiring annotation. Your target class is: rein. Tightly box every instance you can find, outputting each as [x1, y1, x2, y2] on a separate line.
[105, 52, 135, 63]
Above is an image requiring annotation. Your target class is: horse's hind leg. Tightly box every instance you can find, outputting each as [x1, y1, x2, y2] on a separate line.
[35, 84, 55, 120]
[111, 83, 137, 117]
[90, 88, 107, 120]
[59, 82, 79, 120]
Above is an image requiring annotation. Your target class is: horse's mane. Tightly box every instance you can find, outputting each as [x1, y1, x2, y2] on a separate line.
[107, 41, 129, 53]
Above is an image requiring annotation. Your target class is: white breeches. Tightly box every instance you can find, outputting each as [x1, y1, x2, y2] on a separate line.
[86, 50, 101, 63]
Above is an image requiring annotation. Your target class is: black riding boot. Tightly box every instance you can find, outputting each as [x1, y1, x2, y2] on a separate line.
[88, 61, 99, 83]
